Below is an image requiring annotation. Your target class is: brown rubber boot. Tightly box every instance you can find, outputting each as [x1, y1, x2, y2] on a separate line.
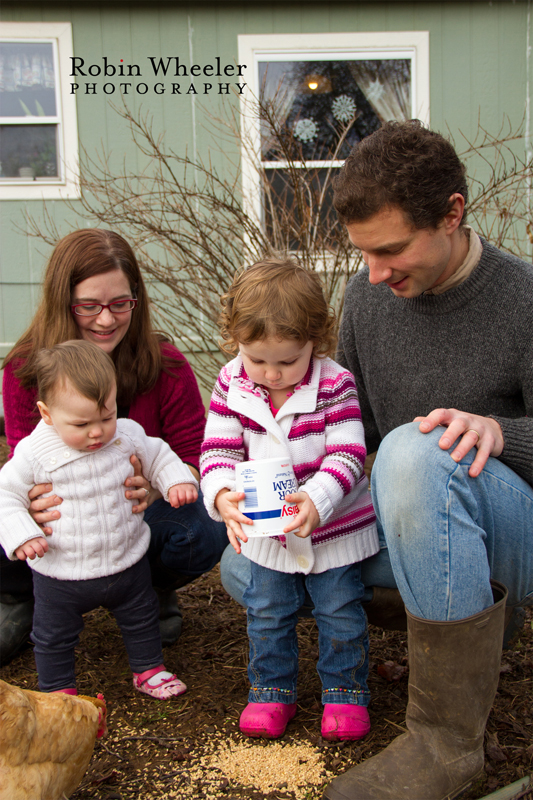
[0, 594, 34, 666]
[323, 581, 507, 800]
[364, 587, 407, 631]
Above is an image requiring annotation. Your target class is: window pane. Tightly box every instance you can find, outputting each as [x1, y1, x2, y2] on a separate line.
[0, 42, 57, 117]
[0, 125, 58, 178]
[259, 59, 410, 162]
[263, 167, 339, 251]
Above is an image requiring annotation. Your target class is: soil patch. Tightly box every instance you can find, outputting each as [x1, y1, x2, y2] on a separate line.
[1, 436, 532, 799]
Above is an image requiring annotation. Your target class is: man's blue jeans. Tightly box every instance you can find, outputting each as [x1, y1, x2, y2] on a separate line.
[244, 561, 370, 706]
[373, 422, 533, 620]
[221, 423, 533, 621]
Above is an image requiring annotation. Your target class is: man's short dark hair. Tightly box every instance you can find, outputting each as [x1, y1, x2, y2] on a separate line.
[333, 120, 468, 229]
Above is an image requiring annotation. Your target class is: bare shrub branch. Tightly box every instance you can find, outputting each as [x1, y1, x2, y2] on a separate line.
[452, 116, 533, 254]
[25, 98, 361, 390]
[24, 105, 532, 391]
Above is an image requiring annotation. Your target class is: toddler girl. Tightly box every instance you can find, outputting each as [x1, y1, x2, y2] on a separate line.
[0, 340, 197, 699]
[201, 258, 379, 740]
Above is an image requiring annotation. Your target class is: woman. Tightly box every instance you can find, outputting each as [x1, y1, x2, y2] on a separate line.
[1, 228, 227, 665]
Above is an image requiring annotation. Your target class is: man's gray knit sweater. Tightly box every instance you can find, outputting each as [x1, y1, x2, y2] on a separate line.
[337, 239, 533, 487]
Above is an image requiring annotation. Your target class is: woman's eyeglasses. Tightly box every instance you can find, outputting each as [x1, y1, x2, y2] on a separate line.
[71, 299, 138, 317]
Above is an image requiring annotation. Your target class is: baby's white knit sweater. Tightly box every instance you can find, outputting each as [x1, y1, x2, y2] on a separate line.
[0, 418, 197, 581]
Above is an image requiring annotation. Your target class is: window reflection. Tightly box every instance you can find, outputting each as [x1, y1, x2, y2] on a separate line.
[0, 125, 58, 178]
[259, 59, 411, 163]
[0, 42, 57, 117]
[0, 42, 59, 179]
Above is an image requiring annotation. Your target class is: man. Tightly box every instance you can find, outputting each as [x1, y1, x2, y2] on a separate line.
[323, 120, 533, 800]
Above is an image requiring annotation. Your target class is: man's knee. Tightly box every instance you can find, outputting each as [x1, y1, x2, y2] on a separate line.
[371, 422, 462, 521]
[374, 421, 466, 483]
[376, 421, 441, 465]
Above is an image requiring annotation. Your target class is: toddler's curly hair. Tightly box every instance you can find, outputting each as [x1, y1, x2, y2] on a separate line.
[219, 257, 337, 357]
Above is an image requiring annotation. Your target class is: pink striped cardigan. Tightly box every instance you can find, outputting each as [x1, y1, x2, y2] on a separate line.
[200, 355, 378, 575]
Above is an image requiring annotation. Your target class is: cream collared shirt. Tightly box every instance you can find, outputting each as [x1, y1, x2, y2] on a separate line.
[425, 226, 483, 296]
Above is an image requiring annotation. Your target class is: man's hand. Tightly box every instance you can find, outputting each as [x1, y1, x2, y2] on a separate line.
[168, 483, 198, 508]
[414, 408, 504, 477]
[283, 491, 320, 538]
[215, 488, 252, 554]
[15, 536, 49, 561]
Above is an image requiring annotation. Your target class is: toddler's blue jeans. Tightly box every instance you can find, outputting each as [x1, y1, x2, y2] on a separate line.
[243, 560, 370, 707]
[31, 555, 163, 691]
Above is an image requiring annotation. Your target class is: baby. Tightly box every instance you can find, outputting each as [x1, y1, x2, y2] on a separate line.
[0, 340, 198, 699]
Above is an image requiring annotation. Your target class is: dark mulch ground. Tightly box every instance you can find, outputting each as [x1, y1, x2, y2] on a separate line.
[1, 435, 532, 799]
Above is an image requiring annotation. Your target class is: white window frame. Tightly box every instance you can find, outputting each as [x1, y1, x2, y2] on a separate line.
[238, 31, 430, 226]
[0, 22, 79, 200]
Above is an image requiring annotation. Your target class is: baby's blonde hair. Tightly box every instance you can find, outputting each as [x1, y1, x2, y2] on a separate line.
[220, 257, 336, 356]
[35, 340, 116, 410]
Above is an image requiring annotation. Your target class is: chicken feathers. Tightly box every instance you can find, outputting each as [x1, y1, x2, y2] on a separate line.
[0, 679, 106, 800]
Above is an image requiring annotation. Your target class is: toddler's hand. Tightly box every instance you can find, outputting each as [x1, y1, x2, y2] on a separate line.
[15, 536, 49, 561]
[283, 491, 320, 538]
[215, 489, 252, 554]
[168, 483, 198, 508]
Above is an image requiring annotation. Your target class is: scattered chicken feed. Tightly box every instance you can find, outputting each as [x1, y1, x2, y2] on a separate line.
[206, 739, 329, 797]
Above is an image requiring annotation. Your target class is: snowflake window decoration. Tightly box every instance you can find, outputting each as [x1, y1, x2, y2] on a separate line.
[365, 79, 385, 104]
[332, 95, 357, 123]
[293, 118, 318, 142]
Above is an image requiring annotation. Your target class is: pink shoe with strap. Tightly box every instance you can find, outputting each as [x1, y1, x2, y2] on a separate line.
[239, 701, 297, 738]
[133, 665, 187, 699]
[321, 704, 370, 741]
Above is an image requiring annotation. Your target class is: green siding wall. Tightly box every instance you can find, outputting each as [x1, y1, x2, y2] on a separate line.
[0, 1, 529, 367]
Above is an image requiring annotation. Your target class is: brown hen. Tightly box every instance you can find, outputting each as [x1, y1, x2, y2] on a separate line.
[0, 679, 106, 800]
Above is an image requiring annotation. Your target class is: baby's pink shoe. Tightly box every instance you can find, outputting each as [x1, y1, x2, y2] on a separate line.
[321, 703, 370, 741]
[239, 701, 297, 738]
[133, 665, 187, 699]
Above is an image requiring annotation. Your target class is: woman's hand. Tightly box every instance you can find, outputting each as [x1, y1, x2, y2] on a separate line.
[415, 408, 504, 477]
[215, 488, 252, 554]
[283, 491, 320, 538]
[15, 536, 49, 561]
[125, 455, 161, 512]
[28, 483, 62, 535]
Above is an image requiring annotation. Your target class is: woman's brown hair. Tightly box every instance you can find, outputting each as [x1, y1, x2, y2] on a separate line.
[4, 229, 168, 406]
